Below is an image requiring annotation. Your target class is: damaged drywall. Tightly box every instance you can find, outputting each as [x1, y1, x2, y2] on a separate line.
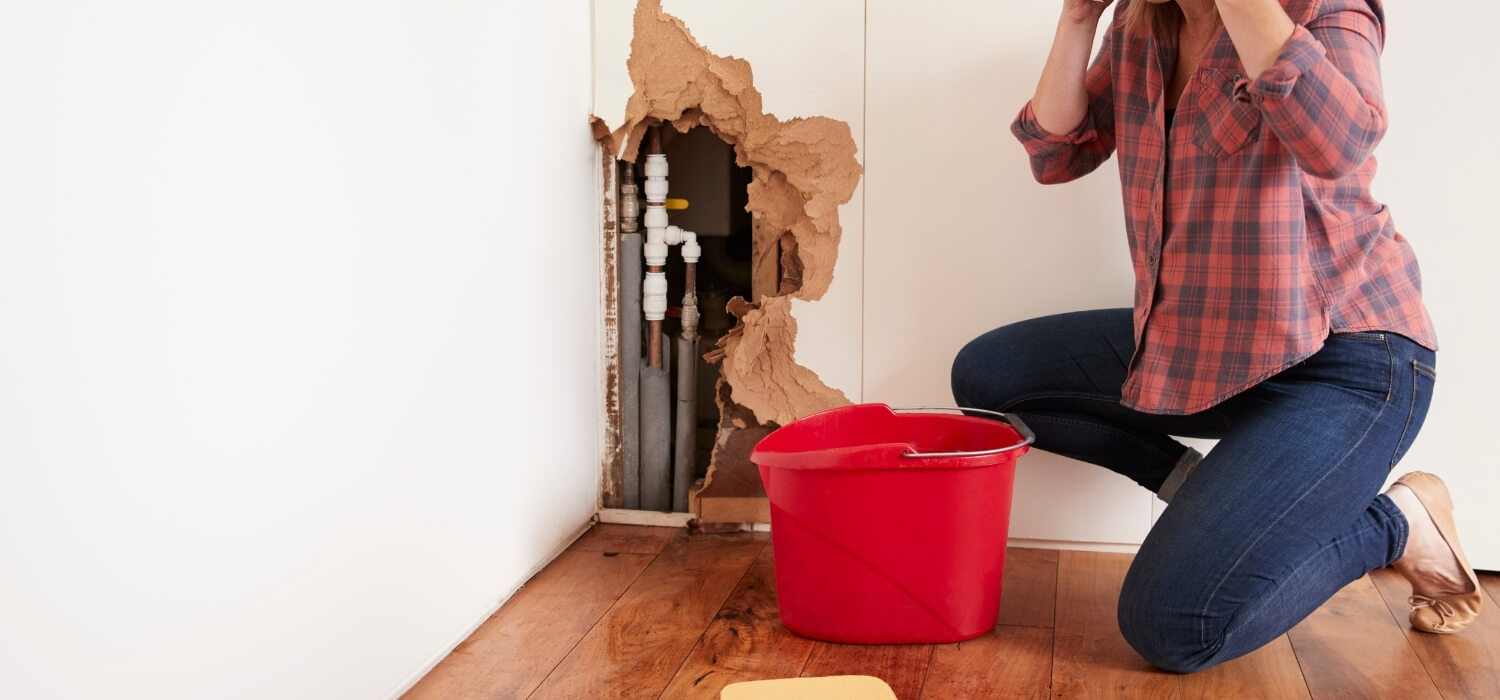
[593, 0, 860, 427]
[594, 0, 863, 521]
[704, 295, 846, 427]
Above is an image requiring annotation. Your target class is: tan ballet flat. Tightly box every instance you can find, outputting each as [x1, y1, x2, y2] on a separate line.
[1393, 471, 1483, 634]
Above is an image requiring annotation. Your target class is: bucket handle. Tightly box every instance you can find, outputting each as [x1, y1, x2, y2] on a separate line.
[891, 406, 1037, 459]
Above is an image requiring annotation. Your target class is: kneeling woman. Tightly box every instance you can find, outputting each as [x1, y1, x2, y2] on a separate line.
[952, 0, 1478, 672]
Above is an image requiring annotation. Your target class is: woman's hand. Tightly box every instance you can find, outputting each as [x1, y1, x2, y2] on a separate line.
[1062, 0, 1114, 26]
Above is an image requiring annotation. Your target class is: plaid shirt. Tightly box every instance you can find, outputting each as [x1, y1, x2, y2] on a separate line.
[1012, 0, 1436, 415]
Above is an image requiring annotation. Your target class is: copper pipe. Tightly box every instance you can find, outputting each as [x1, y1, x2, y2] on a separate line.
[685, 262, 696, 297]
[649, 124, 663, 155]
[648, 320, 663, 367]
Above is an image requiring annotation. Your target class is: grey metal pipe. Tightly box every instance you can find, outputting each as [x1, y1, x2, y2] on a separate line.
[673, 335, 697, 512]
[619, 232, 643, 510]
[640, 332, 672, 511]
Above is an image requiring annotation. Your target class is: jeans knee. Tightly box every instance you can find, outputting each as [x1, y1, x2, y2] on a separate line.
[950, 336, 987, 406]
[1117, 579, 1220, 673]
[950, 326, 1029, 410]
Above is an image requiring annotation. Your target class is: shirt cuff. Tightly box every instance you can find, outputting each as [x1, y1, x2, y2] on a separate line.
[1248, 24, 1327, 100]
[1011, 101, 1100, 146]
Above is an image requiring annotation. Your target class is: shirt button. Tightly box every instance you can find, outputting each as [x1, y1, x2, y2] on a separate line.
[1147, 251, 1159, 266]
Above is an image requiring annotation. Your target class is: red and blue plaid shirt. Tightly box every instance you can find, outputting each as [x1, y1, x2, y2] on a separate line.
[1012, 0, 1436, 415]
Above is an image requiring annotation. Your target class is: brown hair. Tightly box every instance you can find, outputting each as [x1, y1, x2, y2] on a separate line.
[1123, 1, 1182, 37]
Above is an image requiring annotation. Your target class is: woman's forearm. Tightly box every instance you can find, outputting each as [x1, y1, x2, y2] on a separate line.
[1215, 0, 1296, 78]
[1032, 15, 1106, 135]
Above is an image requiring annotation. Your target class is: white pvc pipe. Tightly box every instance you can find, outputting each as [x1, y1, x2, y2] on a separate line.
[642, 154, 669, 323]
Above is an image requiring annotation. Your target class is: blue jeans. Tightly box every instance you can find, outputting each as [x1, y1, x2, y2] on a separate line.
[951, 309, 1437, 672]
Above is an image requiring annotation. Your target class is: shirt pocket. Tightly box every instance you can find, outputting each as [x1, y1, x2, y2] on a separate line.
[1191, 67, 1262, 158]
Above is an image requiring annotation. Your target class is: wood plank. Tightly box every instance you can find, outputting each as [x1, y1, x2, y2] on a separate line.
[530, 533, 767, 699]
[698, 495, 772, 525]
[402, 549, 654, 700]
[1051, 551, 1179, 700]
[919, 626, 1053, 699]
[570, 523, 680, 555]
[998, 548, 1058, 629]
[693, 376, 773, 526]
[1368, 567, 1500, 699]
[1180, 634, 1309, 700]
[1482, 572, 1500, 611]
[1287, 575, 1441, 700]
[659, 546, 816, 698]
[799, 642, 933, 700]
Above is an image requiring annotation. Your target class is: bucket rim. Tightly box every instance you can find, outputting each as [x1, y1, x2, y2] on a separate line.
[750, 403, 1033, 471]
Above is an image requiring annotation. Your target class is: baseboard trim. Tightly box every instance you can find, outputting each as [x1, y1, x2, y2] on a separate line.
[1006, 538, 1142, 554]
[596, 507, 696, 528]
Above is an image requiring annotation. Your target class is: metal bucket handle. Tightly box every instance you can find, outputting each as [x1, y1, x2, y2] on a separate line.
[892, 406, 1036, 459]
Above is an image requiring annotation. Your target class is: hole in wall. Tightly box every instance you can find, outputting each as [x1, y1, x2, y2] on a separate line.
[597, 0, 862, 521]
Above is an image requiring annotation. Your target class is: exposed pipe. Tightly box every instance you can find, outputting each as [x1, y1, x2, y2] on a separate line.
[640, 124, 672, 511]
[673, 335, 696, 513]
[640, 331, 672, 511]
[640, 123, 707, 512]
[644, 126, 667, 369]
[618, 162, 643, 510]
[673, 231, 701, 512]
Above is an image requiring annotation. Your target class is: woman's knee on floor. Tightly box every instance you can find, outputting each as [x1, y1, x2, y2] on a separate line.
[1117, 569, 1223, 674]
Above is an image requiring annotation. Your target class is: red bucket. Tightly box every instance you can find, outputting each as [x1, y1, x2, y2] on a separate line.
[750, 404, 1033, 644]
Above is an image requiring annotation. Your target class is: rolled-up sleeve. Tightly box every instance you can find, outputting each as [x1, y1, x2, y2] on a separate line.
[1248, 8, 1388, 179]
[1011, 29, 1117, 185]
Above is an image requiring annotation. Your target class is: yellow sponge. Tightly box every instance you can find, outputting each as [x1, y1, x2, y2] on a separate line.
[720, 675, 898, 700]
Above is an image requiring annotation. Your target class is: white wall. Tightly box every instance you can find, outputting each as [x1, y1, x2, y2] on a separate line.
[1375, 1, 1500, 568]
[0, 2, 601, 699]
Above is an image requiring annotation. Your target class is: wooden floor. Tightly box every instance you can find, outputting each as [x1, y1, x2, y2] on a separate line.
[405, 525, 1500, 699]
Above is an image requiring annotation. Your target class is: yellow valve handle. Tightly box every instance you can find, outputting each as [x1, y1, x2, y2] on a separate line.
[664, 198, 689, 211]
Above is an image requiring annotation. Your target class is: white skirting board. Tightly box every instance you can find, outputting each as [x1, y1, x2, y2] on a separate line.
[593, 510, 1138, 552]
[596, 507, 697, 528]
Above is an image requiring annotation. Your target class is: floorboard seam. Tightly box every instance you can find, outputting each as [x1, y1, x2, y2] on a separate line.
[654, 540, 771, 700]
[1374, 574, 1447, 697]
[525, 535, 681, 699]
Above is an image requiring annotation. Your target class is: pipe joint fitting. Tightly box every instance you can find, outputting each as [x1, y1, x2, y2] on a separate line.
[643, 178, 669, 202]
[643, 273, 668, 321]
[643, 207, 669, 230]
[642, 154, 668, 178]
[644, 241, 669, 267]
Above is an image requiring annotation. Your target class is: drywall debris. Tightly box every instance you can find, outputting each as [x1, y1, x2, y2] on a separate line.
[777, 231, 803, 296]
[596, 0, 861, 304]
[695, 375, 778, 520]
[706, 295, 850, 427]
